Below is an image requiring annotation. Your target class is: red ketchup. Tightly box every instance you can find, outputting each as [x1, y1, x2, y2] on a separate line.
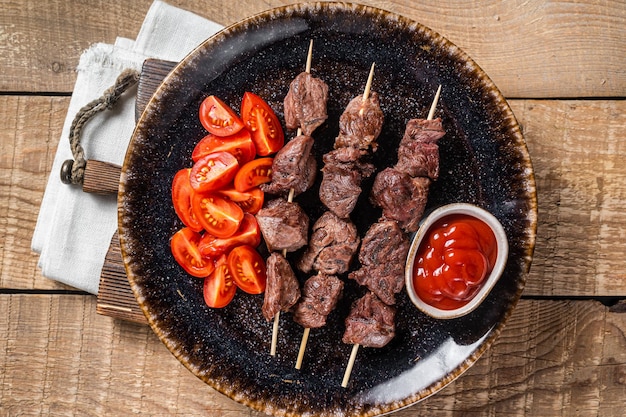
[413, 213, 498, 310]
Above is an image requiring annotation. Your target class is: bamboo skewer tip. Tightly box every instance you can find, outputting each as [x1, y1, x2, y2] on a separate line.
[305, 39, 314, 74]
[427, 85, 442, 121]
[359, 63, 376, 116]
[362, 63, 375, 101]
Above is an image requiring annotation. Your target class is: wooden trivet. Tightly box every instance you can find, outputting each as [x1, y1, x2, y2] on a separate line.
[95, 58, 177, 324]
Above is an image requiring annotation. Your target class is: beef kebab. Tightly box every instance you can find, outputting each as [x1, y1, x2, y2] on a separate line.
[319, 63, 382, 219]
[293, 64, 383, 369]
[257, 40, 329, 356]
[341, 86, 443, 387]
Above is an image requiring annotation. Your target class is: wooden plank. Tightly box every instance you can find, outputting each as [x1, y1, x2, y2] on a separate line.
[1, 295, 625, 416]
[96, 231, 147, 324]
[0, 0, 624, 98]
[3, 96, 626, 296]
[0, 95, 69, 290]
[514, 100, 626, 296]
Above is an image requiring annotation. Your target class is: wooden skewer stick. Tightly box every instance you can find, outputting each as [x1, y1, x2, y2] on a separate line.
[427, 85, 442, 121]
[295, 327, 310, 369]
[341, 343, 360, 387]
[270, 40, 315, 357]
[359, 63, 376, 116]
[340, 85, 442, 386]
[295, 65, 376, 370]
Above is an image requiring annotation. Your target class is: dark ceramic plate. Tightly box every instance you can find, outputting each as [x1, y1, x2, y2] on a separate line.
[119, 3, 537, 416]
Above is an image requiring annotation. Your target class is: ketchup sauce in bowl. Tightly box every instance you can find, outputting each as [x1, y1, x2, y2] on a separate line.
[405, 203, 509, 319]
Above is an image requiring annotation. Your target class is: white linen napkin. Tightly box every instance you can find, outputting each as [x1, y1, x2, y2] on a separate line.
[31, 0, 223, 294]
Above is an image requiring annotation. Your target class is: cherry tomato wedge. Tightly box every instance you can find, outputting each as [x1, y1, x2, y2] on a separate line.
[192, 130, 256, 165]
[234, 158, 273, 192]
[203, 256, 236, 308]
[170, 227, 215, 278]
[227, 245, 267, 294]
[189, 151, 239, 193]
[198, 213, 261, 257]
[192, 193, 244, 238]
[171, 168, 203, 232]
[241, 92, 284, 156]
[199, 95, 244, 137]
[216, 185, 264, 214]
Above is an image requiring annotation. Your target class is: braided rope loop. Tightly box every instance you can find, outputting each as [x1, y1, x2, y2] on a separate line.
[60, 68, 139, 185]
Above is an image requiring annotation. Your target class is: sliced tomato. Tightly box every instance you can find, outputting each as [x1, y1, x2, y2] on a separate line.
[203, 256, 236, 308]
[189, 151, 239, 193]
[170, 227, 215, 278]
[198, 213, 261, 257]
[191, 130, 256, 165]
[234, 158, 273, 192]
[241, 92, 284, 156]
[199, 95, 244, 137]
[171, 168, 203, 232]
[227, 245, 267, 294]
[192, 193, 244, 238]
[216, 185, 264, 214]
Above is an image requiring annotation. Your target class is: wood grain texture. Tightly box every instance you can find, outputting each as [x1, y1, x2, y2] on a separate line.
[1, 296, 624, 416]
[0, 95, 69, 290]
[515, 100, 626, 296]
[0, 0, 623, 97]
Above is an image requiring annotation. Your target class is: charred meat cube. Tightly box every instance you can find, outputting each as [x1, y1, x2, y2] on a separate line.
[334, 91, 384, 151]
[319, 147, 375, 219]
[342, 292, 396, 348]
[401, 117, 445, 144]
[284, 72, 329, 136]
[348, 220, 409, 305]
[262, 252, 301, 321]
[261, 134, 317, 196]
[256, 198, 309, 252]
[395, 118, 444, 179]
[293, 273, 344, 328]
[370, 167, 430, 233]
[396, 140, 439, 180]
[297, 211, 360, 275]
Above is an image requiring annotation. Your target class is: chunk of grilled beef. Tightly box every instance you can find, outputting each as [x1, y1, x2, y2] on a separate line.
[334, 92, 384, 151]
[262, 252, 301, 321]
[284, 72, 329, 136]
[395, 118, 444, 179]
[297, 211, 360, 275]
[370, 168, 430, 233]
[401, 117, 446, 144]
[256, 198, 309, 252]
[261, 134, 317, 196]
[349, 220, 409, 305]
[342, 292, 396, 348]
[293, 273, 344, 328]
[319, 147, 375, 219]
[396, 140, 440, 180]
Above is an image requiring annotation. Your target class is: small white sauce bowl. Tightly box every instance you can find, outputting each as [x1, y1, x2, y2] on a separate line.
[405, 203, 509, 319]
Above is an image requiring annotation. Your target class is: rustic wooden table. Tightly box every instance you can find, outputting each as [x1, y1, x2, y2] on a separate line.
[2, 1, 625, 416]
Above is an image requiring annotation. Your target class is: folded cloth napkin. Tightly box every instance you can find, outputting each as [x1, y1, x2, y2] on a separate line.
[31, 0, 223, 294]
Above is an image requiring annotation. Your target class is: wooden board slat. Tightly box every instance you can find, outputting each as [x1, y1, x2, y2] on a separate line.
[2, 296, 625, 416]
[515, 99, 626, 296]
[96, 231, 147, 324]
[95, 59, 176, 323]
[3, 97, 626, 296]
[0, 0, 624, 98]
[135, 58, 178, 120]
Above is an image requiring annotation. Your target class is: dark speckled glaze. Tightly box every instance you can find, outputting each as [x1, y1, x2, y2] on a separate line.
[118, 3, 537, 416]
